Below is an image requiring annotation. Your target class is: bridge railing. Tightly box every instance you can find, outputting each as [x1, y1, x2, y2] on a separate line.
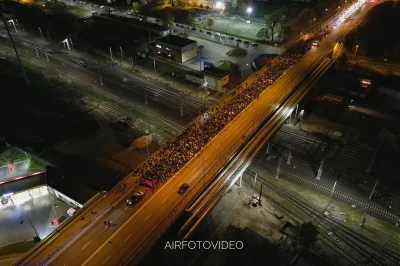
[125, 41, 334, 264]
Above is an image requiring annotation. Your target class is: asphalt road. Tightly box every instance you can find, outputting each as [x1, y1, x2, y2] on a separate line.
[15, 1, 378, 265]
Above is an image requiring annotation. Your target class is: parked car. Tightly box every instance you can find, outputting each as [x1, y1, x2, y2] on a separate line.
[244, 40, 249, 44]
[229, 36, 234, 40]
[236, 39, 242, 42]
[199, 44, 204, 48]
[173, 29, 178, 32]
[126, 191, 145, 205]
[191, 27, 196, 30]
[251, 43, 258, 46]
[100, 5, 105, 8]
[92, 4, 98, 6]
[178, 183, 189, 194]
[199, 29, 203, 32]
[206, 31, 212, 35]
[140, 178, 154, 188]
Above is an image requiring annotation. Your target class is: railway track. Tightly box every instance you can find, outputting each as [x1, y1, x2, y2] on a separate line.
[253, 158, 400, 223]
[266, 138, 400, 205]
[246, 169, 400, 266]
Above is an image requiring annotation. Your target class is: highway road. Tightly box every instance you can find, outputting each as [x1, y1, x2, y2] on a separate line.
[14, 1, 378, 265]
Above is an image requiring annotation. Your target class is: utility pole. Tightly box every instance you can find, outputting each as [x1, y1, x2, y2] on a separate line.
[259, 182, 263, 206]
[287, 145, 292, 165]
[180, 92, 184, 116]
[99, 72, 103, 85]
[1, 11, 30, 85]
[119, 46, 123, 62]
[353, 44, 359, 61]
[276, 156, 282, 179]
[47, 28, 51, 42]
[316, 157, 325, 180]
[109, 47, 113, 61]
[153, 59, 156, 72]
[369, 179, 379, 200]
[293, 104, 298, 125]
[360, 206, 369, 227]
[366, 144, 381, 174]
[265, 141, 270, 155]
[39, 27, 43, 38]
[45, 51, 49, 62]
[253, 172, 258, 192]
[326, 180, 337, 209]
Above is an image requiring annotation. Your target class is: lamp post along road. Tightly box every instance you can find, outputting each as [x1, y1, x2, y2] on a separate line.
[108, 241, 122, 266]
[1, 12, 30, 85]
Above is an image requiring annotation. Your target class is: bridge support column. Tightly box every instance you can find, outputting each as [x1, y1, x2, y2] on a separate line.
[237, 174, 242, 187]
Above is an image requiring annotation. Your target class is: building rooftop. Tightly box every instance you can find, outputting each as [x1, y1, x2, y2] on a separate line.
[156, 35, 196, 47]
[204, 67, 229, 78]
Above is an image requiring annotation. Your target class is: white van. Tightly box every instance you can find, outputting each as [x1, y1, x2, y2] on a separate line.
[67, 208, 77, 216]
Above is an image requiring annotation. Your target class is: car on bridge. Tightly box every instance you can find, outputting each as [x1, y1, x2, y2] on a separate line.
[140, 178, 154, 188]
[126, 190, 146, 205]
[178, 183, 189, 194]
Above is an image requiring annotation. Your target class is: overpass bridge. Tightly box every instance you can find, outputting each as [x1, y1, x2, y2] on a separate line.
[14, 1, 375, 265]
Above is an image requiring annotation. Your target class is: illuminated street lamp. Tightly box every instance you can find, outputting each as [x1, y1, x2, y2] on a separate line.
[353, 44, 359, 61]
[246, 7, 252, 18]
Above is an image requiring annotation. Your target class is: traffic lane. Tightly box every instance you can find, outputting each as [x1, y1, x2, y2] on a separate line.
[82, 60, 302, 265]
[57, 4, 368, 264]
[49, 18, 334, 265]
[31, 186, 138, 265]
[90, 83, 285, 265]
[45, 183, 149, 265]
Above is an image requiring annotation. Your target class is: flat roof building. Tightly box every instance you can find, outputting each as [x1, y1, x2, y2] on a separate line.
[149, 35, 198, 63]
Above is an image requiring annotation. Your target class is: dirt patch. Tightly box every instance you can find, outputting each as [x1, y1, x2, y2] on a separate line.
[129, 135, 153, 150]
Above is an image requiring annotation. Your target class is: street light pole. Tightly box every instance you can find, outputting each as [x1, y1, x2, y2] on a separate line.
[108, 241, 122, 266]
[120, 46, 123, 63]
[109, 47, 114, 61]
[39, 27, 43, 38]
[326, 180, 337, 209]
[369, 179, 379, 200]
[20, 216, 40, 241]
[353, 45, 359, 61]
[316, 157, 325, 180]
[1, 12, 30, 85]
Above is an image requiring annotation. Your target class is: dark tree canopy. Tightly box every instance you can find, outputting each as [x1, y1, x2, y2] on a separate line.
[345, 2, 400, 59]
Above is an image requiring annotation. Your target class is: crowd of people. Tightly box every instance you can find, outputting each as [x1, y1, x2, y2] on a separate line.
[134, 29, 331, 186]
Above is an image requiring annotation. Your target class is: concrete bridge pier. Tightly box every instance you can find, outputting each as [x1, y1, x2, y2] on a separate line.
[236, 174, 242, 187]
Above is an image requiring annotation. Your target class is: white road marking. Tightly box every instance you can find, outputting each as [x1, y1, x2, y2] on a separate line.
[162, 197, 168, 203]
[102, 256, 110, 265]
[216, 144, 220, 149]
[204, 155, 209, 160]
[144, 214, 152, 221]
[191, 167, 197, 174]
[82, 241, 91, 250]
[124, 234, 132, 242]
